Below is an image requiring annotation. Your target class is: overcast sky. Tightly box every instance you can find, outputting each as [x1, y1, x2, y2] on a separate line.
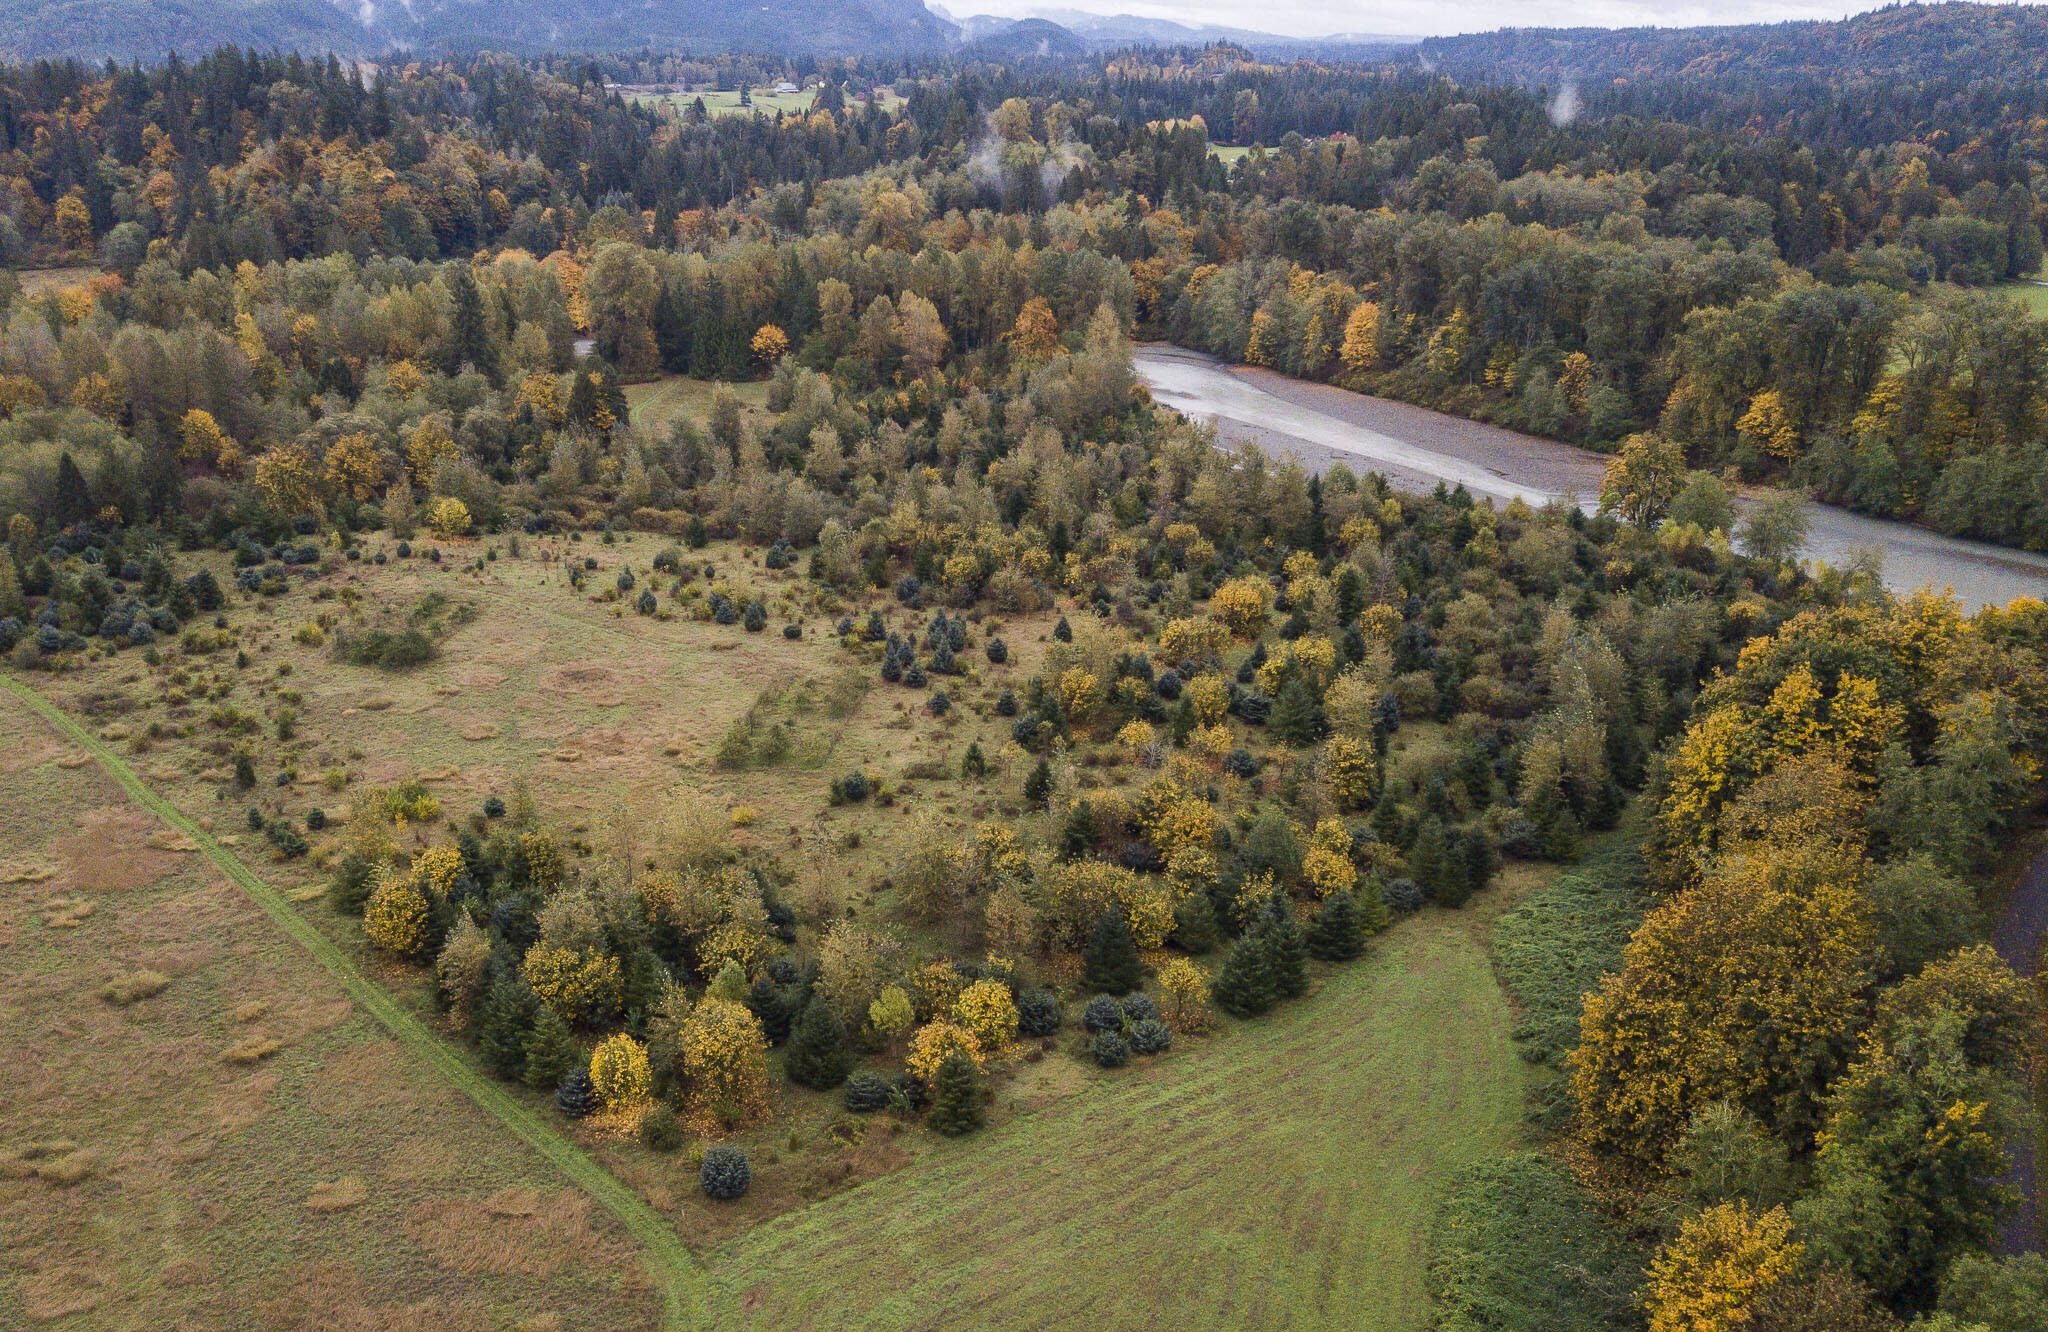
[942, 0, 1992, 39]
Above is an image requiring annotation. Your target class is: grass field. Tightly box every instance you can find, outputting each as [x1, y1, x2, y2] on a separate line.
[630, 88, 906, 120]
[625, 375, 773, 438]
[0, 686, 669, 1328]
[709, 892, 1532, 1328]
[1211, 144, 1255, 164]
[1992, 278, 2048, 319]
[8, 265, 98, 296]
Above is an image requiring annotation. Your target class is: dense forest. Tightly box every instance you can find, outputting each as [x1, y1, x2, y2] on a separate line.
[2, 11, 2047, 1326]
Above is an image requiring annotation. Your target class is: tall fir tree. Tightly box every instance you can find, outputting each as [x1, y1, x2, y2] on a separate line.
[1306, 890, 1368, 961]
[926, 1048, 984, 1135]
[784, 996, 855, 1090]
[1083, 910, 1144, 994]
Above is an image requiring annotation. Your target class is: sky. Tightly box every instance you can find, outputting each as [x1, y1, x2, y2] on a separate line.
[938, 0, 1998, 40]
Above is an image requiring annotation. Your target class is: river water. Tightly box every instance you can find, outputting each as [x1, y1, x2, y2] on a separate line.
[1136, 344, 2048, 610]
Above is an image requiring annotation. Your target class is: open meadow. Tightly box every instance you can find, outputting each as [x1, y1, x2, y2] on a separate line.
[0, 687, 663, 1329]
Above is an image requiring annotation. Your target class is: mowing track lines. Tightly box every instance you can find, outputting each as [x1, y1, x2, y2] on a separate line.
[1, 673, 707, 1331]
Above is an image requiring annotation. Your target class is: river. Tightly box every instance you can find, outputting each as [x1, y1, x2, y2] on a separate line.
[1135, 344, 2048, 611]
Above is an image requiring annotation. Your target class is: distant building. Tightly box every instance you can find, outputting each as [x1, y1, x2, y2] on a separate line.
[773, 81, 800, 95]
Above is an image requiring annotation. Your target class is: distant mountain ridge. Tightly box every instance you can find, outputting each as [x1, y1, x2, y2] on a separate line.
[0, 0, 957, 60]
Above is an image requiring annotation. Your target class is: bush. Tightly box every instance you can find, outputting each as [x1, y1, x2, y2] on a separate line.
[783, 622, 801, 639]
[483, 795, 506, 818]
[1016, 987, 1063, 1037]
[995, 689, 1018, 717]
[1427, 1154, 1645, 1330]
[1128, 1017, 1172, 1055]
[1082, 994, 1125, 1034]
[1121, 992, 1159, 1025]
[266, 822, 309, 859]
[843, 1071, 894, 1113]
[700, 1145, 751, 1200]
[639, 1102, 686, 1152]
[985, 637, 1008, 664]
[834, 771, 871, 803]
[1382, 877, 1426, 916]
[333, 627, 437, 670]
[1089, 1030, 1129, 1067]
[305, 807, 326, 830]
[743, 601, 767, 632]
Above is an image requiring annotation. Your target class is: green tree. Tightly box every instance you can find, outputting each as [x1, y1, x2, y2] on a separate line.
[926, 1048, 985, 1135]
[1083, 911, 1143, 994]
[522, 1005, 581, 1090]
[1306, 890, 1368, 961]
[784, 996, 855, 1090]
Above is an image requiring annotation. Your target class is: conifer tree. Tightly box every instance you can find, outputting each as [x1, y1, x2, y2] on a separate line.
[1211, 927, 1278, 1017]
[1083, 911, 1143, 994]
[522, 1005, 580, 1090]
[1306, 890, 1366, 961]
[784, 996, 855, 1090]
[926, 1048, 984, 1135]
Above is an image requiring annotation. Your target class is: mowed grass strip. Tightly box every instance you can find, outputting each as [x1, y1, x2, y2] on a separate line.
[0, 674, 707, 1330]
[713, 908, 1528, 1329]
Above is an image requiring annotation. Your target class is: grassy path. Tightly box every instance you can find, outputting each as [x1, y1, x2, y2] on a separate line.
[1, 674, 708, 1329]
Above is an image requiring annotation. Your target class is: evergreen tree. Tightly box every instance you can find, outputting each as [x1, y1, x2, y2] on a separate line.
[522, 1005, 580, 1090]
[446, 263, 498, 383]
[926, 1048, 984, 1135]
[1211, 928, 1278, 1017]
[1083, 911, 1143, 994]
[1270, 676, 1327, 745]
[554, 1068, 598, 1118]
[745, 975, 793, 1044]
[53, 452, 93, 527]
[1409, 816, 1450, 901]
[961, 740, 987, 778]
[1261, 895, 1310, 998]
[477, 972, 540, 1080]
[1306, 890, 1368, 961]
[1171, 891, 1221, 954]
[1023, 757, 1053, 808]
[784, 996, 855, 1090]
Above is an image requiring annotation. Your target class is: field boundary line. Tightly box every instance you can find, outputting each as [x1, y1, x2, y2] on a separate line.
[2, 673, 706, 1330]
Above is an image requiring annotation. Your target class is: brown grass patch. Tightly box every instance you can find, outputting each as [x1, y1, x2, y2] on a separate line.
[55, 753, 90, 769]
[50, 804, 183, 893]
[0, 858, 57, 884]
[40, 895, 93, 927]
[402, 1187, 633, 1278]
[99, 970, 171, 1006]
[221, 1035, 281, 1063]
[17, 1263, 110, 1320]
[306, 1175, 370, 1212]
[145, 828, 199, 852]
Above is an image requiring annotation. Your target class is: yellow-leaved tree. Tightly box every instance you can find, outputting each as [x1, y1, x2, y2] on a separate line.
[588, 1033, 652, 1110]
[1643, 1202, 1802, 1332]
[677, 997, 771, 1133]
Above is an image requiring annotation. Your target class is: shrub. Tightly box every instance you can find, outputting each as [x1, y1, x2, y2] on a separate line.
[1090, 1030, 1130, 1067]
[639, 1102, 686, 1152]
[1128, 1018, 1173, 1055]
[843, 1071, 894, 1113]
[1121, 992, 1159, 1025]
[953, 978, 1020, 1052]
[363, 874, 431, 958]
[266, 822, 308, 859]
[995, 689, 1019, 717]
[1052, 615, 1072, 642]
[589, 1033, 653, 1110]
[1383, 877, 1426, 915]
[1016, 987, 1063, 1037]
[306, 807, 326, 830]
[483, 796, 506, 818]
[985, 637, 1008, 664]
[743, 601, 767, 632]
[1082, 994, 1126, 1034]
[700, 1145, 751, 1200]
[783, 622, 801, 639]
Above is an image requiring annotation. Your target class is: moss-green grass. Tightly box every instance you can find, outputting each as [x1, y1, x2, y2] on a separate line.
[1990, 278, 2048, 320]
[1210, 144, 1254, 164]
[709, 902, 1531, 1328]
[624, 373, 773, 437]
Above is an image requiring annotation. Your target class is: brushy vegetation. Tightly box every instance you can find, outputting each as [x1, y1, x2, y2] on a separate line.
[1427, 1153, 1646, 1332]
